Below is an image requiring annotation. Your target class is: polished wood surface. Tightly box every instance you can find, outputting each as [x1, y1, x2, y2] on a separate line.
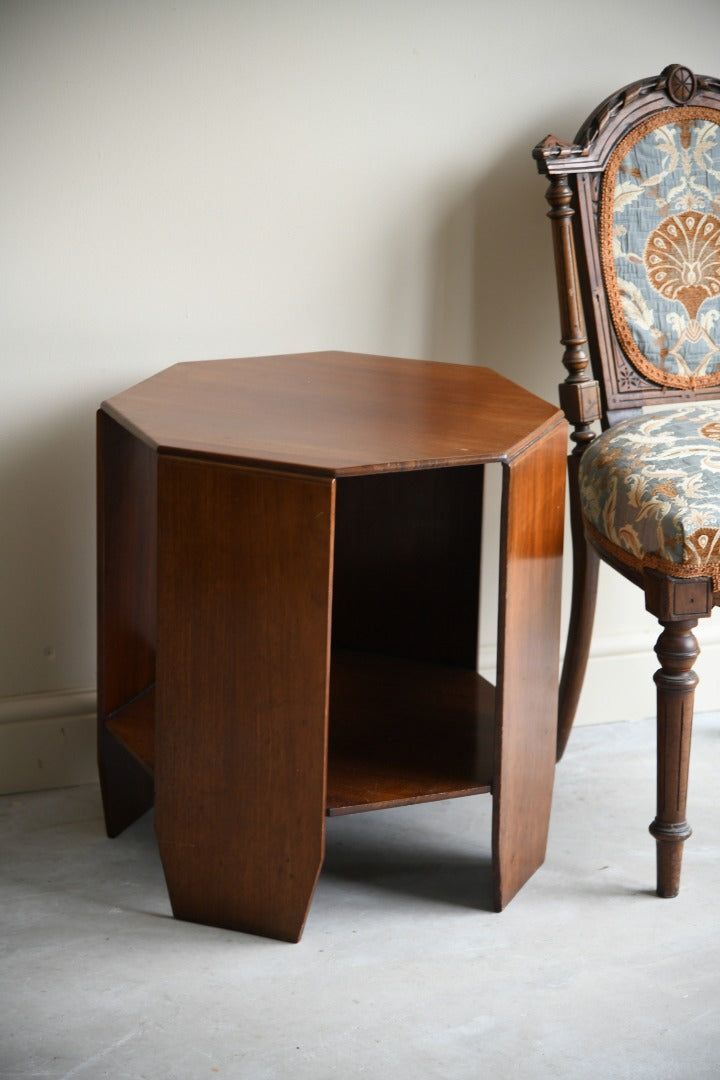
[98, 352, 566, 939]
[102, 351, 561, 474]
[96, 412, 155, 837]
[327, 652, 495, 814]
[153, 457, 334, 942]
[104, 686, 154, 773]
[650, 620, 699, 897]
[493, 420, 566, 909]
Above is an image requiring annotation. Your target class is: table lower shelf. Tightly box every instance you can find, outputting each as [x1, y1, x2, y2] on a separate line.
[104, 650, 495, 817]
[326, 651, 494, 813]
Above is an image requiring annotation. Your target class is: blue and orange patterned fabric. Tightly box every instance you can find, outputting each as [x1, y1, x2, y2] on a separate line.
[601, 108, 720, 390]
[579, 404, 720, 588]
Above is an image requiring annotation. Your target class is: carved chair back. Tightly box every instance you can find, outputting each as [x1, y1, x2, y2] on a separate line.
[534, 64, 720, 446]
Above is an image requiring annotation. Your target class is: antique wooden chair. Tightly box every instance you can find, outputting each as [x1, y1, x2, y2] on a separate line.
[534, 64, 720, 898]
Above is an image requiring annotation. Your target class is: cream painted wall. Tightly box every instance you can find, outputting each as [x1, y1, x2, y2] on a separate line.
[2, 0, 720, 787]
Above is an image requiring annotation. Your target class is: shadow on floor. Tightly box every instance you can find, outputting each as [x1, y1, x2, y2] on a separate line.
[321, 810, 495, 911]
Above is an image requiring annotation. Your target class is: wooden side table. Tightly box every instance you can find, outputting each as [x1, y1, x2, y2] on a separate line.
[97, 352, 567, 941]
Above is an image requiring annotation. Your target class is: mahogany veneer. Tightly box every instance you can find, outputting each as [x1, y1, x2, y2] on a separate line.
[97, 351, 566, 941]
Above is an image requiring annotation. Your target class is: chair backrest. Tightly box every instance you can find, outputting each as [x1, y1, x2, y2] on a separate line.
[534, 64, 720, 447]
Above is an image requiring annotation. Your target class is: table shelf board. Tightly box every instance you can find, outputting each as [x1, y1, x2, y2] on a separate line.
[105, 684, 155, 774]
[326, 650, 495, 815]
[102, 653, 496, 816]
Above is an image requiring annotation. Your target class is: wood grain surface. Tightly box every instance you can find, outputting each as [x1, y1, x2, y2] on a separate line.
[97, 353, 567, 938]
[102, 351, 562, 475]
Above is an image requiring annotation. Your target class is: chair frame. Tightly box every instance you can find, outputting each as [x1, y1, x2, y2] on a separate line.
[533, 64, 720, 897]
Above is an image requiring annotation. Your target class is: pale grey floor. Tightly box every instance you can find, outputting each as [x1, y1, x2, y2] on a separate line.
[1, 713, 719, 1080]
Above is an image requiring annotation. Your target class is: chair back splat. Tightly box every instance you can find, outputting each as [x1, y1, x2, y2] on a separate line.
[534, 64, 720, 898]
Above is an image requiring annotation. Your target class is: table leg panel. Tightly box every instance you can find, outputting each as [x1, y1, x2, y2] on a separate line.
[154, 457, 335, 942]
[493, 421, 566, 909]
[96, 411, 156, 836]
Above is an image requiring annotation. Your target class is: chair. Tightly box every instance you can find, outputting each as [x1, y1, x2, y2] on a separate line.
[533, 64, 720, 898]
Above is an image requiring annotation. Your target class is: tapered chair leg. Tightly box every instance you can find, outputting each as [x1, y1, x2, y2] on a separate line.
[649, 619, 698, 898]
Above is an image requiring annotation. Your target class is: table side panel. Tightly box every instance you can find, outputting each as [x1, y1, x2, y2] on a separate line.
[493, 419, 567, 909]
[96, 410, 156, 836]
[154, 456, 335, 942]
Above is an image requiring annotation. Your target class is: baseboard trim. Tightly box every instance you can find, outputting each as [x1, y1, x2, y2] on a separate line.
[482, 626, 720, 728]
[2, 629, 719, 794]
[576, 626, 720, 727]
[0, 689, 97, 795]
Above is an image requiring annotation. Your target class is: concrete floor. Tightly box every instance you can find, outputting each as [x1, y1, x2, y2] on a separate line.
[1, 712, 719, 1080]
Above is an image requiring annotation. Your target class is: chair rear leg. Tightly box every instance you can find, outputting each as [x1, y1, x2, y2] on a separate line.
[557, 459, 599, 760]
[649, 618, 698, 897]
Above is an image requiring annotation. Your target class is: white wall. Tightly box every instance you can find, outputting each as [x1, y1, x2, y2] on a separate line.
[3, 0, 720, 790]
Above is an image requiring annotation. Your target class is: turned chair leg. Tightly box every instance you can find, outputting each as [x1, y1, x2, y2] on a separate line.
[649, 618, 698, 898]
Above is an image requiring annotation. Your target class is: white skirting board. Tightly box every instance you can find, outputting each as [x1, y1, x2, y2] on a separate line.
[1, 632, 719, 795]
[573, 630, 720, 727]
[0, 689, 97, 795]
[480, 627, 720, 728]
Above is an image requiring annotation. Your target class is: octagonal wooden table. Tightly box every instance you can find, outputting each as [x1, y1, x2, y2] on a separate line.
[97, 351, 566, 941]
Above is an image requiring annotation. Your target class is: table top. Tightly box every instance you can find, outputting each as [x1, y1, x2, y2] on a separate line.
[102, 351, 565, 476]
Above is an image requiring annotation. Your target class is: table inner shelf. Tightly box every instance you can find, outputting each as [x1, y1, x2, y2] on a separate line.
[104, 652, 496, 816]
[326, 650, 495, 815]
[105, 685, 155, 774]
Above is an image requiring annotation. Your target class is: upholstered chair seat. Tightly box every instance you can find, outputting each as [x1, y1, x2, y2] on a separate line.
[580, 404, 720, 589]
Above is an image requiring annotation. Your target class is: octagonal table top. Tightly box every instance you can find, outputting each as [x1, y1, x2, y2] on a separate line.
[101, 351, 564, 476]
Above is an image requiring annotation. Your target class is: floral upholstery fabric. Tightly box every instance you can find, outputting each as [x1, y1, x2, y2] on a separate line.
[601, 107, 720, 389]
[579, 404, 720, 588]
